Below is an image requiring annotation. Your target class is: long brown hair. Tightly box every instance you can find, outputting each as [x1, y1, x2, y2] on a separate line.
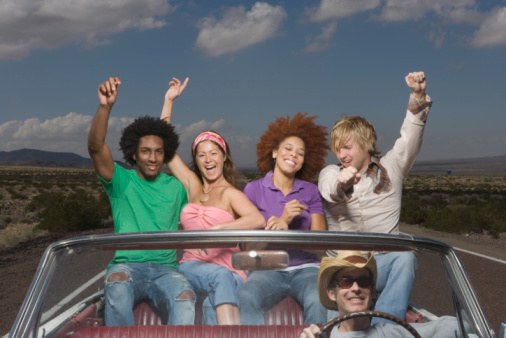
[189, 130, 241, 188]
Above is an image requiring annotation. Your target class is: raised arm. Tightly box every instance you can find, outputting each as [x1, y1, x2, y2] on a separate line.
[386, 71, 432, 176]
[87, 77, 121, 182]
[159, 77, 198, 196]
[160, 77, 189, 123]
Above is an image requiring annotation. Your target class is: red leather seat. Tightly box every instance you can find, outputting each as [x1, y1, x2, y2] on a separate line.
[71, 325, 308, 338]
[265, 297, 305, 325]
[132, 297, 304, 326]
[133, 302, 162, 325]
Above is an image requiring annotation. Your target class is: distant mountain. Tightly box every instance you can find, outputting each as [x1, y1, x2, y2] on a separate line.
[411, 155, 506, 176]
[1, 149, 505, 175]
[0, 149, 134, 169]
[0, 149, 92, 168]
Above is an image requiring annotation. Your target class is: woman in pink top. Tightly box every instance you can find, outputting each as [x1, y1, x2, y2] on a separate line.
[160, 77, 265, 325]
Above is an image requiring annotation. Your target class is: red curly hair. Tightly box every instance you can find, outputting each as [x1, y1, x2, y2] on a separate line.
[256, 112, 329, 182]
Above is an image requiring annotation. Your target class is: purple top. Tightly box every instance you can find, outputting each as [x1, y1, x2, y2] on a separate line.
[243, 171, 324, 267]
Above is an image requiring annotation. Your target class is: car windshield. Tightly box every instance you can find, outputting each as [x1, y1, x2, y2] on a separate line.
[10, 230, 494, 338]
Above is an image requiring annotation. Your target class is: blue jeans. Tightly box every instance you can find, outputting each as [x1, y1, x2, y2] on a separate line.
[326, 252, 417, 325]
[178, 260, 244, 325]
[104, 262, 195, 326]
[239, 267, 327, 325]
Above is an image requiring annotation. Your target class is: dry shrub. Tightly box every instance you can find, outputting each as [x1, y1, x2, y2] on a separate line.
[0, 223, 47, 250]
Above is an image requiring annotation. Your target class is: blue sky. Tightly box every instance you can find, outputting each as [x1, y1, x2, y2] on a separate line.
[1, 0, 505, 168]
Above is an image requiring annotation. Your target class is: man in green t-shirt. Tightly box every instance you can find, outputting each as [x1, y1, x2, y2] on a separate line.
[88, 76, 194, 326]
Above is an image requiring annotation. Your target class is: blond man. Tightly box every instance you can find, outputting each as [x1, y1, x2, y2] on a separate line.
[318, 72, 432, 323]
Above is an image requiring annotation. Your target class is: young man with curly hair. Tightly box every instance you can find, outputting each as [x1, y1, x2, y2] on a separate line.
[87, 76, 195, 326]
[239, 113, 329, 325]
[318, 72, 432, 324]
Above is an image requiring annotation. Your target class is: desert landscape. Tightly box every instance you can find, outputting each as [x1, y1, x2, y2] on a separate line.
[1, 164, 505, 335]
[1, 164, 505, 249]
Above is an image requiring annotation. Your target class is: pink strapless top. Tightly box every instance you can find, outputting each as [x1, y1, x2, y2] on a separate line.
[179, 203, 246, 280]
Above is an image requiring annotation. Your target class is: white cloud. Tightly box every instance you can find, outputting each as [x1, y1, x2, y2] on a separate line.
[0, 114, 259, 168]
[373, 1, 506, 48]
[305, 0, 381, 22]
[303, 22, 337, 53]
[0, 0, 171, 60]
[428, 27, 446, 49]
[443, 7, 483, 25]
[194, 2, 287, 57]
[0, 113, 133, 161]
[305, 0, 478, 23]
[305, 0, 506, 49]
[378, 0, 429, 22]
[377, 0, 477, 22]
[470, 7, 506, 47]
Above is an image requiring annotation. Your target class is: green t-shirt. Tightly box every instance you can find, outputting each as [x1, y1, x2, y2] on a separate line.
[99, 163, 187, 269]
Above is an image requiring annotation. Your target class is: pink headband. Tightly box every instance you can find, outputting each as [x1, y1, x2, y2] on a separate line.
[192, 131, 227, 155]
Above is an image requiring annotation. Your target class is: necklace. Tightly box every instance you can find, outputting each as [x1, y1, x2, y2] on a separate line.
[200, 178, 223, 204]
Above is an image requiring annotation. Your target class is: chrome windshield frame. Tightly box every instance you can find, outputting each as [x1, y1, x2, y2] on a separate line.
[9, 230, 495, 338]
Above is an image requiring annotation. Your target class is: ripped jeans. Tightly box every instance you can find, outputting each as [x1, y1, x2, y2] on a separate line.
[104, 262, 195, 326]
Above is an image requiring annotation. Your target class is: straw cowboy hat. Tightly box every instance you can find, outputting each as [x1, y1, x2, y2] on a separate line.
[318, 251, 377, 310]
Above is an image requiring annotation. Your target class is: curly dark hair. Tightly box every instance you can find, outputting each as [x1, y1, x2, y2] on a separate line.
[256, 112, 329, 182]
[119, 116, 179, 166]
[189, 130, 242, 189]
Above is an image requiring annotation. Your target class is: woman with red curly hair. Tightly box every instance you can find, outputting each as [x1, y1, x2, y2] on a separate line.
[239, 112, 329, 325]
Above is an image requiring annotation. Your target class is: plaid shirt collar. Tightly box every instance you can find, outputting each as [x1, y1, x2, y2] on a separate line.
[365, 157, 392, 194]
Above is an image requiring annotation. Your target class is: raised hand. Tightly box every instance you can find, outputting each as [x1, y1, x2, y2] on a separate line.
[405, 71, 426, 100]
[98, 77, 121, 107]
[165, 77, 189, 103]
[337, 166, 361, 191]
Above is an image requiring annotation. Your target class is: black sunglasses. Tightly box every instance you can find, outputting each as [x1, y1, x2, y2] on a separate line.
[332, 276, 373, 289]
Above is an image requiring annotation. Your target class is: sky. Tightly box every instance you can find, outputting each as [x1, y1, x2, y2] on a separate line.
[0, 0, 505, 168]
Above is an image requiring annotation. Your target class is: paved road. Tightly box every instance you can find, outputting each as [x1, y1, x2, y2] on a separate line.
[402, 223, 506, 335]
[458, 250, 505, 335]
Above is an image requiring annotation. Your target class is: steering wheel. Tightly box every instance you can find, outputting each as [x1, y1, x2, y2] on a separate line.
[317, 310, 421, 338]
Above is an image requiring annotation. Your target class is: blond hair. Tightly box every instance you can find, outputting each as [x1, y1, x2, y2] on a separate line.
[330, 116, 381, 156]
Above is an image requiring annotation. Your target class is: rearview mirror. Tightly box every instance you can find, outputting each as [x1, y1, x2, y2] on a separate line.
[232, 250, 289, 270]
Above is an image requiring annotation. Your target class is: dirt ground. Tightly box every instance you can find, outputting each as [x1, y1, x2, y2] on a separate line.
[0, 227, 113, 334]
[1, 225, 505, 336]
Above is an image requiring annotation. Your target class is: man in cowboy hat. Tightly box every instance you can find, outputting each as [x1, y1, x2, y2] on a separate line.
[300, 250, 460, 337]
